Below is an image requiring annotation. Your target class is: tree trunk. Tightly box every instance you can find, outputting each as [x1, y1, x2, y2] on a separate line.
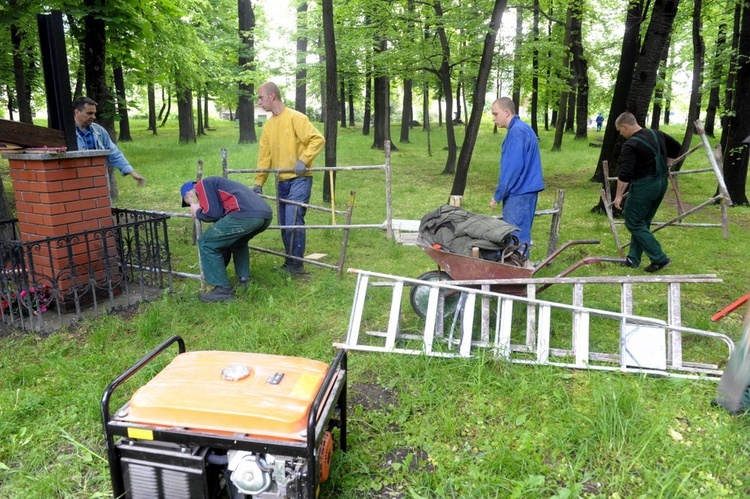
[238, 0, 257, 144]
[340, 78, 347, 128]
[204, 91, 210, 129]
[84, 0, 115, 134]
[531, 0, 540, 134]
[160, 90, 171, 127]
[196, 91, 205, 136]
[674, 0, 703, 172]
[451, 0, 508, 196]
[626, 0, 680, 124]
[400, 78, 413, 143]
[10, 21, 33, 124]
[511, 8, 522, 112]
[650, 42, 670, 130]
[147, 83, 157, 134]
[720, 1, 742, 156]
[322, 0, 338, 203]
[722, 0, 750, 206]
[177, 86, 196, 143]
[363, 68, 372, 136]
[704, 24, 726, 138]
[552, 4, 574, 152]
[295, 2, 308, 113]
[348, 81, 355, 127]
[591, 0, 643, 185]
[434, 0, 456, 173]
[113, 64, 132, 142]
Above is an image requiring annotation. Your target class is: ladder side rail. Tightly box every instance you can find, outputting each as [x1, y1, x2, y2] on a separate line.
[459, 293, 477, 357]
[346, 273, 370, 346]
[384, 281, 404, 351]
[537, 304, 551, 364]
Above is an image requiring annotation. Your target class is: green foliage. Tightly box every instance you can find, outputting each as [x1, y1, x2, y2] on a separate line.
[1, 117, 750, 497]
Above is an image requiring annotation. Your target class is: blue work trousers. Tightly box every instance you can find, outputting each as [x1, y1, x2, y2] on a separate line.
[278, 176, 312, 268]
[502, 192, 538, 255]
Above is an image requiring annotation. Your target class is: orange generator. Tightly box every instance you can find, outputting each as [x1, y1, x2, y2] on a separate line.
[101, 336, 347, 498]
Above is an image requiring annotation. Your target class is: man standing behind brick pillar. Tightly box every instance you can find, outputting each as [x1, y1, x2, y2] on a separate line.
[73, 96, 146, 198]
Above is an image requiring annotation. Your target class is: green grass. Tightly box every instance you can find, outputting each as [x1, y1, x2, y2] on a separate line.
[1, 117, 750, 498]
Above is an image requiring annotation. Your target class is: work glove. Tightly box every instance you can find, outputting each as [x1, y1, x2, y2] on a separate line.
[294, 160, 307, 176]
[252, 185, 262, 195]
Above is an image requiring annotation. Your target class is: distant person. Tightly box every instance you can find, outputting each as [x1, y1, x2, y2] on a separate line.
[181, 177, 272, 302]
[253, 81, 324, 275]
[613, 112, 680, 272]
[488, 97, 545, 256]
[73, 97, 146, 194]
[596, 113, 604, 132]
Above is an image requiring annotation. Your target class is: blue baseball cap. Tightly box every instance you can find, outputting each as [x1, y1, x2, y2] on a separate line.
[180, 180, 196, 207]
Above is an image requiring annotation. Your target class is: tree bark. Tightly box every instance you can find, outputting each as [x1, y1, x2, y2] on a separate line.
[591, 0, 644, 185]
[113, 64, 132, 142]
[400, 78, 413, 143]
[295, 2, 308, 113]
[196, 91, 205, 136]
[531, 0, 540, 134]
[450, 0, 508, 195]
[238, 0, 257, 144]
[10, 21, 33, 124]
[434, 0, 456, 173]
[512, 8, 523, 112]
[84, 0, 115, 134]
[147, 83, 157, 134]
[704, 24, 725, 138]
[322, 0, 338, 203]
[340, 78, 347, 128]
[674, 0, 703, 172]
[177, 85, 196, 143]
[722, 0, 750, 205]
[650, 41, 670, 130]
[552, 4, 574, 152]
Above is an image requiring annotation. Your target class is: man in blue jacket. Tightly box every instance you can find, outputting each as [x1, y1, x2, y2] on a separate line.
[181, 177, 273, 302]
[73, 97, 146, 196]
[489, 97, 544, 256]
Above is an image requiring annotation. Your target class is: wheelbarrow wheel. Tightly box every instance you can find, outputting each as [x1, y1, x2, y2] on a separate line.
[410, 270, 459, 319]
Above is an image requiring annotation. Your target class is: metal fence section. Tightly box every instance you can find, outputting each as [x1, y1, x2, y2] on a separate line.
[0, 209, 171, 332]
[335, 268, 732, 380]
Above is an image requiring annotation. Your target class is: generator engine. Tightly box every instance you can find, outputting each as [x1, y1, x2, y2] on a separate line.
[101, 336, 347, 499]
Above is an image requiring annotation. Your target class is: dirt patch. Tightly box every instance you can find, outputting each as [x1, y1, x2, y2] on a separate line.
[384, 446, 434, 473]
[349, 381, 398, 412]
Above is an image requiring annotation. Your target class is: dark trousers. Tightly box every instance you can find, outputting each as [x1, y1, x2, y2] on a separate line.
[623, 175, 668, 265]
[199, 216, 271, 286]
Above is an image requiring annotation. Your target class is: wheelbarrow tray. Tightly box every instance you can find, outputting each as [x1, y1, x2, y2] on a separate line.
[420, 244, 533, 281]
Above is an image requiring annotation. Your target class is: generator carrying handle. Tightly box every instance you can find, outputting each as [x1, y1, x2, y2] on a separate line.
[305, 348, 347, 496]
[100, 335, 186, 497]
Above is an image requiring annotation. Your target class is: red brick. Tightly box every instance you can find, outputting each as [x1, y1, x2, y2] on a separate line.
[8, 169, 38, 182]
[49, 212, 84, 226]
[92, 175, 109, 187]
[62, 178, 95, 191]
[28, 180, 64, 193]
[67, 199, 98, 212]
[82, 208, 112, 221]
[32, 203, 68, 216]
[37, 169, 79, 182]
[96, 197, 114, 208]
[39, 191, 81, 204]
[76, 167, 107, 179]
[22, 160, 48, 170]
[15, 201, 34, 214]
[19, 191, 40, 203]
[79, 187, 109, 200]
[20, 213, 47, 226]
[12, 180, 30, 192]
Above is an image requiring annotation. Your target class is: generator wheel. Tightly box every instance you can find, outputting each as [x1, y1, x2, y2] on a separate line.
[410, 270, 459, 319]
[318, 431, 334, 482]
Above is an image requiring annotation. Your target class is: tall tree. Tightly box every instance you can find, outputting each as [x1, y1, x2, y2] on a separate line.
[295, 2, 309, 113]
[703, 24, 726, 138]
[113, 63, 132, 141]
[238, 0, 257, 144]
[674, 0, 703, 171]
[322, 0, 338, 203]
[721, 0, 750, 205]
[450, 0, 508, 196]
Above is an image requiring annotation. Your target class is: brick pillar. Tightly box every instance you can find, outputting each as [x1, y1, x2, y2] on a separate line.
[4, 150, 116, 298]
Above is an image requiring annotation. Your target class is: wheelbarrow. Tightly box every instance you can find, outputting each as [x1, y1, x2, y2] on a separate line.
[410, 239, 603, 318]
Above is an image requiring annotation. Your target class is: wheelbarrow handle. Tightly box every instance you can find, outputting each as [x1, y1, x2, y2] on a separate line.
[712, 293, 750, 322]
[531, 239, 600, 275]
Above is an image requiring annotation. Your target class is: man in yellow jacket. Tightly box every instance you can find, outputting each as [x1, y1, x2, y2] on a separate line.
[254, 82, 325, 275]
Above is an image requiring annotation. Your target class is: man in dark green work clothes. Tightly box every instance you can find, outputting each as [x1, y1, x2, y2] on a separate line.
[613, 112, 681, 273]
